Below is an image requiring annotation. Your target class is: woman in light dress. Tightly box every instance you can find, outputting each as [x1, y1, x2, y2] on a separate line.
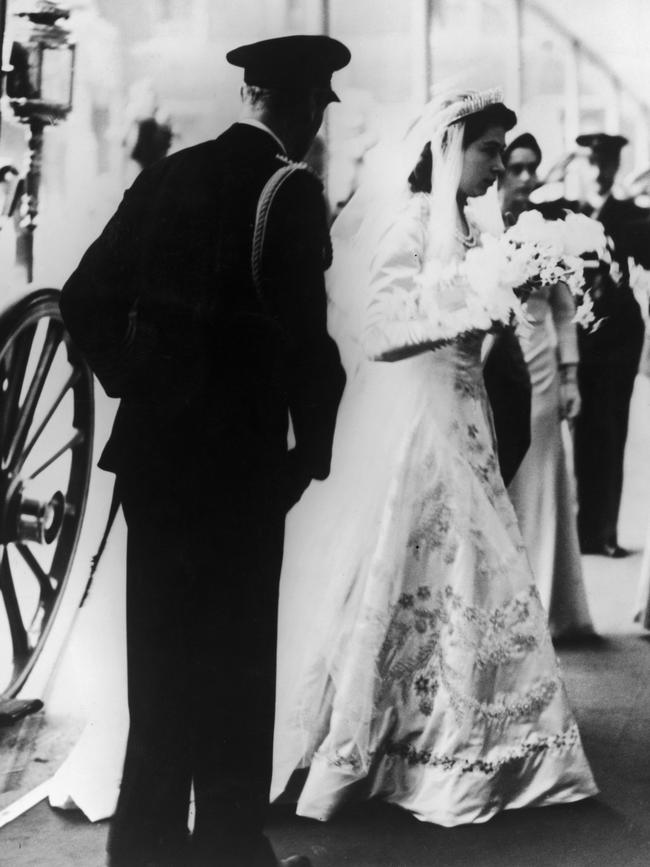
[272, 91, 597, 827]
[498, 133, 596, 642]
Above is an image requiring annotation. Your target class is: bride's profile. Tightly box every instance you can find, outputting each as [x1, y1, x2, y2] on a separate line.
[272, 88, 598, 826]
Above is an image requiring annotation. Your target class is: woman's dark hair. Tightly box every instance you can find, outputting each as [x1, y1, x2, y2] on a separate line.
[408, 141, 433, 193]
[461, 102, 516, 148]
[408, 101, 517, 193]
[503, 132, 542, 169]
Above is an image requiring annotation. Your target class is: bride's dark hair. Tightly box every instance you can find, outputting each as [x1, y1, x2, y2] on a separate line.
[408, 101, 516, 193]
[408, 142, 434, 193]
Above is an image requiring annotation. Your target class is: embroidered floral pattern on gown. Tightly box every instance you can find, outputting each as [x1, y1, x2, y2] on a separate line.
[272, 195, 597, 827]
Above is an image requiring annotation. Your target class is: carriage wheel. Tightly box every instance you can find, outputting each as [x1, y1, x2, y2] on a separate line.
[0, 289, 94, 698]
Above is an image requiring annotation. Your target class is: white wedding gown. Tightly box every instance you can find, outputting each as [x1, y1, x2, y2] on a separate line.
[272, 195, 597, 826]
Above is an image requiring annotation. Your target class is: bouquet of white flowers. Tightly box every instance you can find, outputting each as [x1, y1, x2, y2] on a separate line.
[371, 208, 608, 359]
[460, 210, 607, 331]
[503, 210, 606, 324]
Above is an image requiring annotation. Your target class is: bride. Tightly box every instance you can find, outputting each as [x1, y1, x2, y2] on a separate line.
[272, 89, 597, 826]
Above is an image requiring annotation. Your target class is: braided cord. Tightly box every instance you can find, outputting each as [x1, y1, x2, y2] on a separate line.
[251, 164, 300, 306]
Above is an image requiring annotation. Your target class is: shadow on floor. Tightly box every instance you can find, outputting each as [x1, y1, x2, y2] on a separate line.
[268, 796, 650, 867]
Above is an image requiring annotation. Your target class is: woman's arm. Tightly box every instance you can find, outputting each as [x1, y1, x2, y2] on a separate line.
[550, 281, 580, 420]
[361, 199, 476, 361]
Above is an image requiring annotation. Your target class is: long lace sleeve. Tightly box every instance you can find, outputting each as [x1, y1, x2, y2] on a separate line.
[361, 198, 469, 361]
[550, 281, 579, 365]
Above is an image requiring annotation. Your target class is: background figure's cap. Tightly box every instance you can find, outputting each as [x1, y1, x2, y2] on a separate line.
[226, 35, 351, 102]
[576, 132, 629, 156]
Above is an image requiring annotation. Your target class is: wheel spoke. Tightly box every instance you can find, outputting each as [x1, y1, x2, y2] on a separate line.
[0, 548, 29, 660]
[15, 368, 80, 473]
[0, 327, 36, 463]
[8, 320, 62, 469]
[16, 544, 55, 604]
[28, 429, 85, 480]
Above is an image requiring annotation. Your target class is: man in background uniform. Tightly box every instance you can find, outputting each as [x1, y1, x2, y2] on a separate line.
[60, 35, 349, 867]
[572, 133, 650, 557]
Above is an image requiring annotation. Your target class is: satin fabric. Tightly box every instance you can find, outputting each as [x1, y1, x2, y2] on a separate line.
[508, 286, 595, 639]
[272, 197, 597, 826]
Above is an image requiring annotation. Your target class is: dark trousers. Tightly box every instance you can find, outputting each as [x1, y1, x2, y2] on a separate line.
[107, 469, 284, 867]
[574, 359, 638, 551]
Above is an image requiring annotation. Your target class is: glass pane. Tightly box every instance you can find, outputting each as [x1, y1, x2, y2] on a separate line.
[40, 47, 73, 107]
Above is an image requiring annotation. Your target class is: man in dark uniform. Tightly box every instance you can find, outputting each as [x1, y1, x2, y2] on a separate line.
[572, 133, 650, 557]
[60, 35, 350, 867]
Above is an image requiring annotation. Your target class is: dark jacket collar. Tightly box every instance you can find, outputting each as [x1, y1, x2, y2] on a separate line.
[228, 121, 286, 158]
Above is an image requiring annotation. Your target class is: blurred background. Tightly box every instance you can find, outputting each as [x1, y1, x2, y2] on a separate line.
[2, 0, 650, 289]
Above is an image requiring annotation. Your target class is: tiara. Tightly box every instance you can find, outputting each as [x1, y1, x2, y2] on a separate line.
[439, 87, 505, 128]
[401, 86, 508, 155]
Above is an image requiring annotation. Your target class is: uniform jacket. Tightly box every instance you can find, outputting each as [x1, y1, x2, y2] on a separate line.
[60, 123, 346, 509]
[580, 194, 650, 365]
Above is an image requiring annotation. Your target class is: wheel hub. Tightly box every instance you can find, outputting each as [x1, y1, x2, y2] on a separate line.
[1, 479, 66, 545]
[16, 490, 66, 545]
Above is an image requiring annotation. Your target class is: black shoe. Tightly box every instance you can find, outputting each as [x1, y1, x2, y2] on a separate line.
[553, 629, 604, 648]
[601, 543, 631, 558]
[581, 543, 631, 558]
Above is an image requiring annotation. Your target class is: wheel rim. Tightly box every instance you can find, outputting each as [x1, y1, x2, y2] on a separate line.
[0, 291, 94, 697]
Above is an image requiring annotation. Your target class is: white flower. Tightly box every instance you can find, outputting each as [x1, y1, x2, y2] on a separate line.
[573, 291, 596, 329]
[609, 260, 622, 284]
[501, 241, 536, 287]
[504, 210, 565, 256]
[504, 209, 545, 242]
[463, 236, 522, 327]
[562, 212, 608, 257]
